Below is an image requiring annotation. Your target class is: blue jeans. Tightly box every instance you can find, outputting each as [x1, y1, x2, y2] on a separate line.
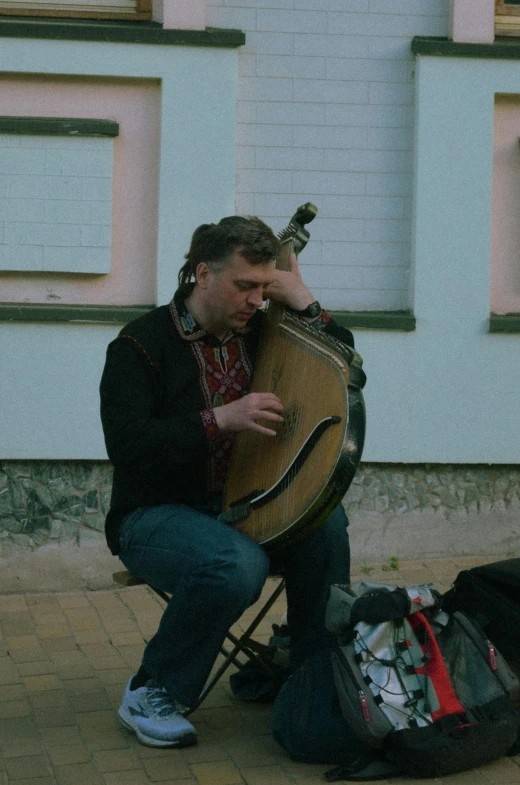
[118, 501, 350, 707]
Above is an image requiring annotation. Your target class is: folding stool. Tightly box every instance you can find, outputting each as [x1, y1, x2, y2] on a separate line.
[112, 569, 286, 712]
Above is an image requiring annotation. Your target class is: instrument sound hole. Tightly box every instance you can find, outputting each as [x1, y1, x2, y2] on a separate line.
[278, 402, 301, 443]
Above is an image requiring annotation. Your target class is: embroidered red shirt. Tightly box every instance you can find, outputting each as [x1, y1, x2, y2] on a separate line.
[170, 297, 329, 493]
[198, 338, 252, 491]
[170, 298, 253, 492]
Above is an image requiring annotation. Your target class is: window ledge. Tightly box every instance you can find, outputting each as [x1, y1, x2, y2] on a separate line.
[0, 117, 119, 136]
[330, 310, 416, 331]
[0, 17, 245, 47]
[412, 36, 520, 59]
[0, 303, 154, 323]
[489, 313, 520, 333]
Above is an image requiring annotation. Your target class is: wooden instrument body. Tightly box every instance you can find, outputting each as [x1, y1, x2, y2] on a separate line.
[222, 203, 366, 552]
[223, 306, 365, 551]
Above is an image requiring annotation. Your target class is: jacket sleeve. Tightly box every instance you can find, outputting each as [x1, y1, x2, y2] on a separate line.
[99, 336, 210, 470]
[321, 313, 367, 390]
[322, 312, 356, 349]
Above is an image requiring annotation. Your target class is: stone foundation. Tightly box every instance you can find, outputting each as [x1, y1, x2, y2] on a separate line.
[0, 460, 119, 593]
[0, 460, 518, 592]
[347, 465, 520, 566]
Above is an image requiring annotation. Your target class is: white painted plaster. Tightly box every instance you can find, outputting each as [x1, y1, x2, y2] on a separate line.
[0, 323, 115, 460]
[0, 135, 113, 274]
[357, 54, 520, 464]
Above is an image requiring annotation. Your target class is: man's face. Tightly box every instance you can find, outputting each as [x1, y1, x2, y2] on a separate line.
[198, 249, 275, 336]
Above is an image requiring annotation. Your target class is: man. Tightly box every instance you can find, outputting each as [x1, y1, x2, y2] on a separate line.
[100, 215, 359, 749]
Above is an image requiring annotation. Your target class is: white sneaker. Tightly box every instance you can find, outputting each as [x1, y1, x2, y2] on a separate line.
[118, 678, 197, 747]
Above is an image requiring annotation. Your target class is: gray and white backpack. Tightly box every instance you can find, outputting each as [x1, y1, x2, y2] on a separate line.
[325, 581, 520, 780]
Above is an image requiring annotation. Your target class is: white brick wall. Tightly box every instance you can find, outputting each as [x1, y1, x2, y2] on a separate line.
[0, 135, 113, 274]
[207, 0, 449, 311]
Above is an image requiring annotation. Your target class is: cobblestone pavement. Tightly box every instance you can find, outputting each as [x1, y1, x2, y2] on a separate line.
[1, 556, 519, 785]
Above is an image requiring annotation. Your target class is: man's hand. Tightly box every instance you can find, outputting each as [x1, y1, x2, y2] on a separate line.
[263, 253, 315, 312]
[214, 393, 284, 436]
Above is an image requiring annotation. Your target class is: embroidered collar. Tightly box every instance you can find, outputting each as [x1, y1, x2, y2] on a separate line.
[169, 289, 252, 343]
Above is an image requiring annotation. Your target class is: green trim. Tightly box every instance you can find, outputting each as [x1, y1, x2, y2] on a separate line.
[0, 303, 416, 329]
[412, 36, 520, 60]
[0, 18, 245, 47]
[330, 310, 416, 331]
[0, 117, 119, 136]
[489, 313, 520, 333]
[0, 303, 154, 323]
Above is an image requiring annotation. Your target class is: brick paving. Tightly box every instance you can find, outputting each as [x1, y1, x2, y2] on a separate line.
[1, 555, 519, 785]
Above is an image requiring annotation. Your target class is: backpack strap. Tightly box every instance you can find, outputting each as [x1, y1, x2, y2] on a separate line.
[408, 612, 464, 719]
[325, 751, 400, 782]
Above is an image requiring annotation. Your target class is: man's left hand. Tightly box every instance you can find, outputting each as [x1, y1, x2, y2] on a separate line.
[263, 253, 315, 312]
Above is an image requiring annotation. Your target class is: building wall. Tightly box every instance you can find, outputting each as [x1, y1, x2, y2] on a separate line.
[207, 0, 448, 312]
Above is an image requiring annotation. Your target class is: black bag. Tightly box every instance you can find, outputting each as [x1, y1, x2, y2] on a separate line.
[325, 581, 520, 781]
[272, 648, 368, 766]
[442, 558, 520, 662]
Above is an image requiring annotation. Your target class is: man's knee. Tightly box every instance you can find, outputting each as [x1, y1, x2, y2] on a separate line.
[199, 540, 269, 608]
[228, 546, 269, 605]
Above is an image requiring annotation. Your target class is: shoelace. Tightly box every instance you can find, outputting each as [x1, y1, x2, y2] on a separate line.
[146, 683, 178, 718]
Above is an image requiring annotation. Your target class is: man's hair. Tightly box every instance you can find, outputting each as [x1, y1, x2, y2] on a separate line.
[178, 215, 281, 291]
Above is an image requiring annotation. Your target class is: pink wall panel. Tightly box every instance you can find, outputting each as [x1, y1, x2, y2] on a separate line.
[449, 0, 494, 44]
[491, 95, 520, 314]
[153, 0, 206, 29]
[0, 75, 160, 305]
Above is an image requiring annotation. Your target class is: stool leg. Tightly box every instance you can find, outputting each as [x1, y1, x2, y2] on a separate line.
[147, 584, 171, 604]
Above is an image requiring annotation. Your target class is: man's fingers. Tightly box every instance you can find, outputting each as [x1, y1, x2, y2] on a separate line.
[253, 394, 283, 412]
[214, 393, 286, 434]
[255, 411, 284, 423]
[253, 392, 282, 404]
[252, 423, 277, 437]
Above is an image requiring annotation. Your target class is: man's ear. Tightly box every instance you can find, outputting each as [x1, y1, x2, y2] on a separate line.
[195, 262, 211, 288]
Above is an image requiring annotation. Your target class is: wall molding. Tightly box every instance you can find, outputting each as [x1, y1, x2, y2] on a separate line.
[0, 17, 245, 46]
[0, 303, 153, 322]
[489, 313, 520, 333]
[412, 35, 520, 58]
[331, 310, 416, 331]
[0, 302, 416, 329]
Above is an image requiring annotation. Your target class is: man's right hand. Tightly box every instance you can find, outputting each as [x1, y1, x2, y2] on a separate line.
[213, 393, 284, 436]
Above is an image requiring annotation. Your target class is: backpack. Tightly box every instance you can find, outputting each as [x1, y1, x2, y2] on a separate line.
[442, 557, 520, 664]
[325, 581, 520, 781]
[271, 647, 368, 766]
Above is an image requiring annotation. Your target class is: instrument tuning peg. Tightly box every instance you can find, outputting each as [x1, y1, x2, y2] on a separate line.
[292, 202, 318, 228]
